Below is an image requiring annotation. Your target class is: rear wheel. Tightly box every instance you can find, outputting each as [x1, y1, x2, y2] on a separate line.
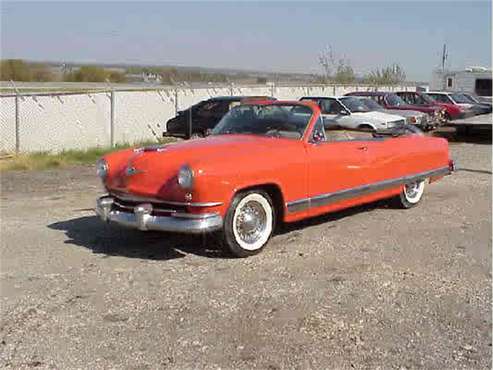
[222, 190, 275, 257]
[395, 180, 425, 208]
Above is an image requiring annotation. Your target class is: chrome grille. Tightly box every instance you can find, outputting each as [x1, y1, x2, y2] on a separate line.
[389, 119, 406, 127]
[112, 196, 188, 215]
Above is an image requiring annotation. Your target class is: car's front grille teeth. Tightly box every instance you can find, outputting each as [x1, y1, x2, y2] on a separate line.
[391, 119, 406, 127]
[113, 197, 187, 215]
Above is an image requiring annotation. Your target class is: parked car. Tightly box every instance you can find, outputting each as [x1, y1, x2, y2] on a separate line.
[460, 92, 492, 107]
[396, 90, 468, 121]
[345, 91, 445, 128]
[96, 100, 454, 257]
[300, 96, 407, 131]
[426, 91, 489, 116]
[164, 96, 276, 139]
[456, 92, 492, 114]
[428, 91, 490, 118]
[354, 97, 430, 130]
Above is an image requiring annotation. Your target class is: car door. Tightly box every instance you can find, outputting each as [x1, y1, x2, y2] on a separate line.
[319, 98, 356, 129]
[303, 117, 373, 217]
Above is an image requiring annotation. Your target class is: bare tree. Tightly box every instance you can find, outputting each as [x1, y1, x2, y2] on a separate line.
[334, 57, 356, 84]
[319, 46, 356, 84]
[365, 63, 406, 85]
[318, 45, 335, 83]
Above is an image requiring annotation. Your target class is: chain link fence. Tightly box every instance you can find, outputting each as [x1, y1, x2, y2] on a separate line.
[0, 83, 414, 153]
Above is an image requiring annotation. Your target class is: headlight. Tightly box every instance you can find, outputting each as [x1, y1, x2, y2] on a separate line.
[96, 159, 108, 179]
[177, 165, 194, 189]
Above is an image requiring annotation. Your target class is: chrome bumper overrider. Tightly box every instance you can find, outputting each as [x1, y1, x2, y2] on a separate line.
[95, 196, 223, 233]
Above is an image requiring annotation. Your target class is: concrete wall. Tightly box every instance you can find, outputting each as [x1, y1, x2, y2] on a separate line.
[0, 84, 415, 153]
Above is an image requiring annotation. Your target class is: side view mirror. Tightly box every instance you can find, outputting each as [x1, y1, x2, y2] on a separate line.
[339, 110, 349, 115]
[311, 130, 325, 143]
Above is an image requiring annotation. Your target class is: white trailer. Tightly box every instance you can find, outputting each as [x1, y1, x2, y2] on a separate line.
[431, 67, 492, 97]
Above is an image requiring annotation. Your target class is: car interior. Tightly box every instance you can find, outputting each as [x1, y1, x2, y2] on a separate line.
[310, 118, 379, 143]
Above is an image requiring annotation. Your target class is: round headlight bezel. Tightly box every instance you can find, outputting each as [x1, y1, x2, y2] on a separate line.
[96, 158, 108, 179]
[177, 165, 194, 190]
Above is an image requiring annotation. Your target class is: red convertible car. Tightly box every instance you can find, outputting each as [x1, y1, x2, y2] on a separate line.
[96, 100, 454, 257]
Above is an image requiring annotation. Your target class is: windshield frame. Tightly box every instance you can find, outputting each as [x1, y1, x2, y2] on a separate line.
[210, 102, 317, 142]
[451, 93, 475, 104]
[461, 93, 480, 103]
[339, 97, 372, 113]
[357, 97, 383, 111]
[419, 93, 436, 104]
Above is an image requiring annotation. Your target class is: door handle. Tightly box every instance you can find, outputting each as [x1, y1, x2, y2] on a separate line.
[357, 146, 368, 151]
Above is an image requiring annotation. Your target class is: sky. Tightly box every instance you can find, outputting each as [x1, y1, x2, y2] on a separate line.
[1, 1, 491, 82]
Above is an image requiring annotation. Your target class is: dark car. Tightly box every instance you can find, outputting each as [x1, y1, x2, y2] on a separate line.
[456, 92, 492, 114]
[165, 96, 276, 139]
[345, 91, 445, 129]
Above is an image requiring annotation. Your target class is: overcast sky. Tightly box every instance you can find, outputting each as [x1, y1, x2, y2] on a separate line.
[1, 1, 491, 82]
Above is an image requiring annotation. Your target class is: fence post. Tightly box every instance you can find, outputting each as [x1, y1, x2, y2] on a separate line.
[15, 93, 20, 154]
[110, 89, 115, 147]
[270, 82, 275, 97]
[230, 82, 234, 96]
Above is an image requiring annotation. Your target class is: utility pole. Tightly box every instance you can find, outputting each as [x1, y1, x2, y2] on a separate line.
[441, 44, 448, 71]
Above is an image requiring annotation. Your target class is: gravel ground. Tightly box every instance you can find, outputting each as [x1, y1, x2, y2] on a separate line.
[1, 132, 491, 369]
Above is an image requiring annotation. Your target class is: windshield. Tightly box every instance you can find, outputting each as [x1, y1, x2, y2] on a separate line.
[452, 93, 475, 104]
[359, 98, 383, 110]
[420, 93, 436, 104]
[340, 97, 371, 113]
[211, 104, 312, 140]
[462, 93, 480, 103]
[385, 93, 406, 106]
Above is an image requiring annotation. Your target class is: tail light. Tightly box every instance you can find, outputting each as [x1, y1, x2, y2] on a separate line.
[449, 159, 456, 172]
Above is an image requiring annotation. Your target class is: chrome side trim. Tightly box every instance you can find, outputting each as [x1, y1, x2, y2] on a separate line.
[110, 192, 222, 207]
[286, 166, 451, 213]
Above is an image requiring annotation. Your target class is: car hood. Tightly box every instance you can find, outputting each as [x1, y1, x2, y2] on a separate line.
[381, 109, 424, 118]
[456, 103, 474, 109]
[394, 104, 438, 113]
[104, 135, 301, 198]
[352, 111, 405, 123]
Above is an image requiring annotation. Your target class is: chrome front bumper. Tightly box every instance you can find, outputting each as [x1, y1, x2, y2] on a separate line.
[95, 196, 223, 234]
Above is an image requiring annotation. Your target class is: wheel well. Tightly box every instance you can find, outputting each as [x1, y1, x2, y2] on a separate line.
[358, 123, 375, 131]
[236, 184, 285, 226]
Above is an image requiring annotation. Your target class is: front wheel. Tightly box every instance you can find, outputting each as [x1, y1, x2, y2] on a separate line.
[222, 190, 275, 257]
[395, 180, 426, 208]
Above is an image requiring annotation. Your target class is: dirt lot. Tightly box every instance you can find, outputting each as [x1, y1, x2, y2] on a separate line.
[1, 132, 491, 369]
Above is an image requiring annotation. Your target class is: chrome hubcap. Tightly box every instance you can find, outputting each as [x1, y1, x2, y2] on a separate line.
[235, 201, 267, 244]
[405, 182, 420, 198]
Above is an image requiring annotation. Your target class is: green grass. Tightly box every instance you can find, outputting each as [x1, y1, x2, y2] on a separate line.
[0, 138, 177, 172]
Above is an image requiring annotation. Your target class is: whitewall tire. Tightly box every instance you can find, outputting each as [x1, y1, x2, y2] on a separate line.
[222, 190, 275, 257]
[397, 180, 425, 208]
